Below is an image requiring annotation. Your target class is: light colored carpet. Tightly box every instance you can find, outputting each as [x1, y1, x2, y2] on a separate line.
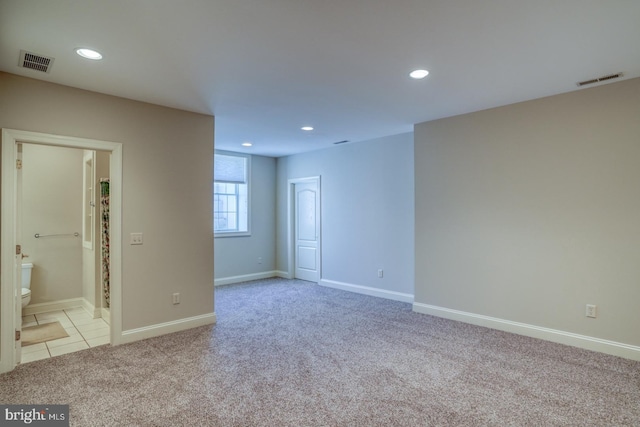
[1, 278, 639, 426]
[21, 321, 69, 346]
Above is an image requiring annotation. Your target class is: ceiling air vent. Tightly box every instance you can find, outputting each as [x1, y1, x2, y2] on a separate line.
[577, 72, 622, 87]
[19, 50, 54, 73]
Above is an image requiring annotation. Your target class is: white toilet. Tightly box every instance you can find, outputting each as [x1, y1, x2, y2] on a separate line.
[21, 262, 33, 308]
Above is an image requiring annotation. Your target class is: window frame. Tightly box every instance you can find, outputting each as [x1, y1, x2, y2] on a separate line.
[214, 151, 251, 238]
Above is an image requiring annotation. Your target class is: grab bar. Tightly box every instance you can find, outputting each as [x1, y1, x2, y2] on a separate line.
[34, 232, 80, 239]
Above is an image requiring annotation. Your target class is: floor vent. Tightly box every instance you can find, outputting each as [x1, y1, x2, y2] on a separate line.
[577, 73, 622, 87]
[333, 140, 349, 145]
[19, 50, 54, 73]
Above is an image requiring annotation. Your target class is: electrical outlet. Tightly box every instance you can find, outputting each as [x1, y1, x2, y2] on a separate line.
[586, 304, 597, 318]
[258, 257, 262, 264]
[173, 293, 180, 305]
[377, 269, 383, 278]
[130, 232, 143, 245]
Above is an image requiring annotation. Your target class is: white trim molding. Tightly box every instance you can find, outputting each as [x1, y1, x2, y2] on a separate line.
[215, 271, 281, 287]
[22, 298, 86, 317]
[1, 128, 123, 374]
[120, 313, 216, 345]
[213, 271, 294, 287]
[413, 302, 640, 361]
[320, 279, 414, 303]
[275, 270, 291, 279]
[81, 298, 103, 319]
[101, 308, 111, 325]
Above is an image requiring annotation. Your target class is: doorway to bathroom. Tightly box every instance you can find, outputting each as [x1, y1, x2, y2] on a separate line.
[1, 129, 123, 374]
[19, 144, 111, 363]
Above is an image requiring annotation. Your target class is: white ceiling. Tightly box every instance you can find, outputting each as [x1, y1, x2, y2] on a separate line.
[1, 1, 639, 157]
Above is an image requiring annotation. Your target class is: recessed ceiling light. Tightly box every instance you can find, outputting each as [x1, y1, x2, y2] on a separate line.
[409, 69, 429, 79]
[75, 48, 103, 60]
[241, 142, 253, 147]
[301, 126, 314, 131]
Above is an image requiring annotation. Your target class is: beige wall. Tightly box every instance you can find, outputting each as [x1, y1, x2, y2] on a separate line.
[1, 72, 214, 330]
[276, 133, 414, 298]
[22, 144, 83, 304]
[415, 77, 640, 347]
[214, 154, 277, 281]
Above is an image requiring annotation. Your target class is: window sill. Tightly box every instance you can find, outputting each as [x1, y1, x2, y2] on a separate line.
[214, 231, 251, 238]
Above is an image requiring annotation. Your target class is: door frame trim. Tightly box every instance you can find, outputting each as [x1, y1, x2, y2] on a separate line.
[1, 129, 123, 373]
[287, 176, 321, 281]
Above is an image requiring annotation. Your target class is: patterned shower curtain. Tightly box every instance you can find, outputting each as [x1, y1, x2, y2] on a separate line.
[100, 178, 110, 307]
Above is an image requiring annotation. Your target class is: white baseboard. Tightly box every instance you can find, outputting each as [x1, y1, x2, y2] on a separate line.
[319, 279, 414, 303]
[275, 270, 291, 279]
[24, 297, 106, 320]
[81, 298, 103, 319]
[23, 297, 85, 316]
[413, 302, 640, 361]
[120, 313, 216, 345]
[215, 271, 281, 286]
[101, 307, 110, 325]
[81, 298, 95, 317]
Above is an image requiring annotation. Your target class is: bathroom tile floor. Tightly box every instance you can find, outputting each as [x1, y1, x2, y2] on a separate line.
[20, 307, 110, 364]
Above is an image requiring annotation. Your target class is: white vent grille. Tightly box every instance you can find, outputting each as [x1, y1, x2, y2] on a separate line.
[577, 73, 622, 87]
[19, 50, 54, 73]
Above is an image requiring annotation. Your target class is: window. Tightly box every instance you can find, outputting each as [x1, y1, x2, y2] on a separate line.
[214, 152, 250, 236]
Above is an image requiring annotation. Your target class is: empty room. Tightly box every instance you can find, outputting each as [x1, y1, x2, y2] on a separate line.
[1, 1, 639, 426]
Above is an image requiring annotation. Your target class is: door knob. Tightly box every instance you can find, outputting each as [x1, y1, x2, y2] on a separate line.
[21, 253, 29, 259]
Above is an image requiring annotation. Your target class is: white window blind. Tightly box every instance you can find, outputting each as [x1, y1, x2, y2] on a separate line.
[215, 154, 246, 184]
[214, 152, 250, 236]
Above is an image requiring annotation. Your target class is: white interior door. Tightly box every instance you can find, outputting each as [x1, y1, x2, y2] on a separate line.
[1, 138, 23, 371]
[294, 180, 320, 282]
